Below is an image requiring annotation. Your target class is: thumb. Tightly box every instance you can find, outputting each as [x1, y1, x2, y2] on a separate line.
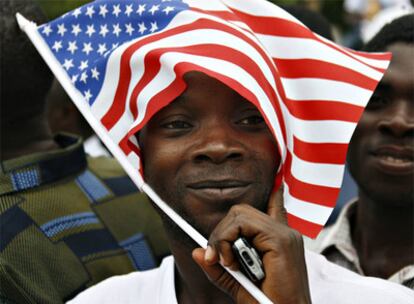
[192, 248, 254, 303]
[266, 185, 287, 224]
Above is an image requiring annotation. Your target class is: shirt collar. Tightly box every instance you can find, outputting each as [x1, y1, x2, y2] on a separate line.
[319, 200, 364, 272]
[0, 134, 87, 196]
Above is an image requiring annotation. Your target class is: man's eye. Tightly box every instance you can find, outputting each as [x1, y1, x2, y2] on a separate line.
[238, 115, 265, 125]
[366, 94, 390, 110]
[162, 120, 192, 129]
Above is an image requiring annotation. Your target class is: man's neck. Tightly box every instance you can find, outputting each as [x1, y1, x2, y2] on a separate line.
[1, 116, 59, 161]
[352, 191, 414, 279]
[167, 231, 233, 304]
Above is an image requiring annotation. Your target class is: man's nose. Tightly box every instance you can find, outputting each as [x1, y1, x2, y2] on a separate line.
[378, 101, 414, 138]
[190, 126, 244, 164]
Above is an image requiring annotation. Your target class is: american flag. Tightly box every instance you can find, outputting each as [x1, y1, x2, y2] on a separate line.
[35, 0, 390, 238]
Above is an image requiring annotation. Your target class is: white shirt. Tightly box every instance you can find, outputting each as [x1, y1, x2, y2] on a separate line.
[68, 251, 414, 304]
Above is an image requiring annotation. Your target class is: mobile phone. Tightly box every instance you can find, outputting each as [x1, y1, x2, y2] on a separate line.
[232, 237, 265, 282]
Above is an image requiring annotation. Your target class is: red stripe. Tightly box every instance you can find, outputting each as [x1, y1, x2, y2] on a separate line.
[275, 58, 379, 91]
[336, 44, 392, 60]
[283, 151, 340, 207]
[287, 213, 324, 238]
[229, 9, 388, 73]
[190, 7, 240, 22]
[119, 134, 140, 156]
[285, 98, 364, 122]
[293, 136, 348, 164]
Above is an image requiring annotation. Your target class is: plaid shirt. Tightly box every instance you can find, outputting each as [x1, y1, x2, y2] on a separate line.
[305, 200, 414, 289]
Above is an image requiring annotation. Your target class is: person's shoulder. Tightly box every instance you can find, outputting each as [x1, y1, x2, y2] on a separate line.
[66, 256, 174, 304]
[306, 250, 414, 304]
[86, 156, 146, 199]
[86, 156, 129, 178]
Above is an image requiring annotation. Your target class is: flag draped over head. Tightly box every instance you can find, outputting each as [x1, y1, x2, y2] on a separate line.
[32, 0, 390, 238]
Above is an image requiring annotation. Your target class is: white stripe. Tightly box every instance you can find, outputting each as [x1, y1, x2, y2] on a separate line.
[284, 185, 333, 225]
[290, 153, 345, 188]
[128, 51, 287, 160]
[127, 152, 140, 170]
[279, 101, 357, 144]
[223, 0, 302, 24]
[280, 77, 372, 106]
[259, 35, 384, 81]
[184, 0, 230, 11]
[91, 42, 132, 119]
[318, 35, 390, 69]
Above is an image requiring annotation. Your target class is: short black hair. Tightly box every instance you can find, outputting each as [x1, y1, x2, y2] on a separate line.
[0, 0, 53, 125]
[282, 5, 334, 41]
[363, 13, 414, 52]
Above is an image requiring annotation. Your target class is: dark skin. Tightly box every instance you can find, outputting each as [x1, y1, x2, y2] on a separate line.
[139, 71, 311, 304]
[46, 80, 94, 140]
[1, 112, 59, 161]
[347, 43, 414, 279]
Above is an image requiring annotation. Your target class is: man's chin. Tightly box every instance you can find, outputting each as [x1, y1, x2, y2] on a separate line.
[161, 209, 227, 241]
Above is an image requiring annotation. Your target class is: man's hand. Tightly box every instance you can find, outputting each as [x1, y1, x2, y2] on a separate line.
[192, 188, 311, 304]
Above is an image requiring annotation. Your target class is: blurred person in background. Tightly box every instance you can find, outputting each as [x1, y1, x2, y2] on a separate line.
[342, 0, 412, 48]
[47, 79, 111, 157]
[306, 14, 414, 289]
[0, 1, 168, 303]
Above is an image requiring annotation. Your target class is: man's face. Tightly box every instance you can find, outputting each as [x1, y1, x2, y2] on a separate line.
[348, 43, 414, 206]
[139, 72, 280, 236]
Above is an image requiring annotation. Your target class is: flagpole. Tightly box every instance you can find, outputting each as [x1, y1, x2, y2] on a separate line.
[16, 13, 273, 304]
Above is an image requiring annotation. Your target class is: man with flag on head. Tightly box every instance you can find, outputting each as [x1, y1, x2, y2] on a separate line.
[18, 0, 414, 303]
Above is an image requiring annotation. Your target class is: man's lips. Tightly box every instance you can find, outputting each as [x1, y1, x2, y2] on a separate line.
[371, 145, 414, 175]
[187, 180, 252, 201]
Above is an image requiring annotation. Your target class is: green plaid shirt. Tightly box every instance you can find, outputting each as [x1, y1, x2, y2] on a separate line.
[0, 134, 169, 304]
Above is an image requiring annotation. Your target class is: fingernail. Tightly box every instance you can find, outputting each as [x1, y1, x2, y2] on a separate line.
[219, 254, 225, 266]
[205, 245, 214, 262]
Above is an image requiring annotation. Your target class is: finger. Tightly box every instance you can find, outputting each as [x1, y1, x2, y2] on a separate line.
[192, 248, 253, 303]
[266, 185, 287, 224]
[216, 240, 238, 270]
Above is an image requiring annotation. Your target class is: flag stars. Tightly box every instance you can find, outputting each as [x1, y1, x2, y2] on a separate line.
[163, 6, 175, 15]
[80, 71, 88, 83]
[150, 21, 158, 33]
[52, 40, 62, 52]
[138, 22, 147, 34]
[149, 5, 160, 15]
[97, 43, 107, 55]
[71, 24, 82, 36]
[113, 23, 121, 36]
[137, 4, 146, 16]
[112, 4, 121, 17]
[84, 90, 92, 102]
[67, 41, 78, 54]
[71, 74, 79, 83]
[99, 24, 109, 37]
[82, 42, 93, 55]
[85, 6, 95, 18]
[72, 8, 82, 18]
[86, 24, 96, 37]
[125, 4, 133, 17]
[57, 23, 67, 36]
[99, 4, 108, 18]
[79, 60, 89, 70]
[125, 23, 134, 36]
[112, 42, 119, 50]
[91, 67, 100, 80]
[42, 25, 52, 36]
[63, 59, 74, 70]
